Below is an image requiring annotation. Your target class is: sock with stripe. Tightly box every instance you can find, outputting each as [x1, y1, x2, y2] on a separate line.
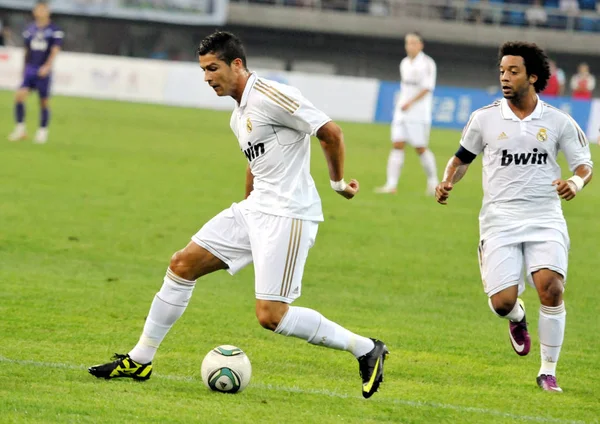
[128, 269, 195, 364]
[419, 149, 438, 185]
[274, 306, 375, 358]
[487, 298, 525, 322]
[538, 302, 566, 376]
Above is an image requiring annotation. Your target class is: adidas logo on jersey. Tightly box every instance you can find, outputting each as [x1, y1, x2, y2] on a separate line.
[500, 149, 548, 166]
[242, 142, 265, 162]
[497, 132, 508, 140]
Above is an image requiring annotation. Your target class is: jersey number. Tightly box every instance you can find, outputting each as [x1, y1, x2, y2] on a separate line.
[30, 39, 48, 51]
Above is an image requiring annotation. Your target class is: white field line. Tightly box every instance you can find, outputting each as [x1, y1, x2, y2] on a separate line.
[0, 355, 589, 424]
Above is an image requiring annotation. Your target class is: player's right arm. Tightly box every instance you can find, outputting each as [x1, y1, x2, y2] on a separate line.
[22, 27, 32, 76]
[437, 112, 483, 205]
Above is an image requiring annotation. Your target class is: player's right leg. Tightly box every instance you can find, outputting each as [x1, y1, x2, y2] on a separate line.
[479, 239, 531, 356]
[375, 120, 406, 193]
[8, 87, 30, 141]
[89, 203, 252, 380]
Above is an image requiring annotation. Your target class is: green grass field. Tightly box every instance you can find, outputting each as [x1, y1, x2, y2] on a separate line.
[1, 90, 599, 424]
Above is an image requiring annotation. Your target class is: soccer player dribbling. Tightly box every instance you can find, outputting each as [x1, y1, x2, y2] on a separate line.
[8, 1, 63, 144]
[436, 41, 593, 392]
[89, 31, 388, 398]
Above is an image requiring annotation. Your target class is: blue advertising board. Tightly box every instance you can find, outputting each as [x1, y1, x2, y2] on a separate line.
[375, 81, 592, 132]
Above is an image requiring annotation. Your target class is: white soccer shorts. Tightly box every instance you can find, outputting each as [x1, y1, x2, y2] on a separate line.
[192, 202, 318, 303]
[478, 230, 569, 297]
[391, 120, 431, 148]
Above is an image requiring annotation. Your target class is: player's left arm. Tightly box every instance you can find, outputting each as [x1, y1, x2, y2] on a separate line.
[553, 119, 594, 201]
[245, 165, 254, 199]
[38, 45, 61, 77]
[403, 58, 436, 111]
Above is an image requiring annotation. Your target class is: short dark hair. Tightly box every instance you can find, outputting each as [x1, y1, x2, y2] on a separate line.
[498, 41, 550, 93]
[405, 31, 424, 43]
[197, 31, 247, 68]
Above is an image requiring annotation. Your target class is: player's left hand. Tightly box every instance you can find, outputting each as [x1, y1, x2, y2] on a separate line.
[401, 102, 412, 112]
[552, 179, 577, 201]
[336, 179, 359, 200]
[38, 65, 51, 78]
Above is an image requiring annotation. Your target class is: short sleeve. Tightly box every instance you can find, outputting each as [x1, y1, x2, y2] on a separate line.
[421, 58, 436, 91]
[459, 112, 484, 155]
[559, 117, 593, 172]
[22, 28, 32, 43]
[256, 80, 331, 137]
[52, 29, 64, 47]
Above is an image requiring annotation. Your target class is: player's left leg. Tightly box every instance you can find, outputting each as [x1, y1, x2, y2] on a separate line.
[34, 77, 52, 144]
[250, 214, 388, 398]
[411, 123, 438, 195]
[526, 240, 568, 392]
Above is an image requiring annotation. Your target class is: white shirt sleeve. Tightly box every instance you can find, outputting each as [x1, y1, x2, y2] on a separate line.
[261, 83, 331, 138]
[559, 117, 593, 172]
[459, 112, 484, 155]
[421, 57, 436, 91]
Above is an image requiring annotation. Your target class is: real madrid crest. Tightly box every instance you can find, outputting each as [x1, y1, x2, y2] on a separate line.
[246, 118, 252, 134]
[536, 128, 547, 142]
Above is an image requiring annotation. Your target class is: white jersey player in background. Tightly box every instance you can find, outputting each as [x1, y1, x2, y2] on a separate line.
[89, 31, 389, 399]
[376, 32, 439, 195]
[436, 41, 593, 392]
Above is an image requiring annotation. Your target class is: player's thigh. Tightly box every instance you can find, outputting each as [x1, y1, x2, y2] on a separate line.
[36, 76, 51, 100]
[248, 214, 319, 304]
[524, 240, 568, 285]
[478, 239, 524, 296]
[391, 119, 408, 143]
[191, 203, 253, 276]
[406, 122, 430, 148]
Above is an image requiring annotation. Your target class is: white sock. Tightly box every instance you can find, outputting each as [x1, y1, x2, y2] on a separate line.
[128, 269, 195, 364]
[385, 149, 404, 188]
[538, 303, 566, 376]
[16, 123, 25, 132]
[419, 149, 438, 185]
[488, 298, 525, 322]
[275, 306, 375, 358]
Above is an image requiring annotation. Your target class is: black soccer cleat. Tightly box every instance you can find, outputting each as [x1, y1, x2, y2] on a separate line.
[358, 338, 389, 398]
[88, 353, 152, 381]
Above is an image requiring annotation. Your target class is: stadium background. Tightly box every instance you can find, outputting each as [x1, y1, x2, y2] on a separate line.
[1, 1, 599, 423]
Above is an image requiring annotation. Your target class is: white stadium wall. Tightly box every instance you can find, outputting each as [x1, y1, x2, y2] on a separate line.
[0, 47, 597, 141]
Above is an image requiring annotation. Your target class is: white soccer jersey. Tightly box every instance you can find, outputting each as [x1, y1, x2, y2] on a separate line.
[394, 52, 436, 124]
[460, 97, 593, 240]
[230, 73, 331, 222]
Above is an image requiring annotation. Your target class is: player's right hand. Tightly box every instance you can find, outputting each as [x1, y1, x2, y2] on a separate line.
[336, 179, 359, 200]
[436, 181, 453, 205]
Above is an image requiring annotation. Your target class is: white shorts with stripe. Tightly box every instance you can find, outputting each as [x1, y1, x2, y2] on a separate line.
[192, 202, 318, 303]
[391, 118, 431, 148]
[477, 227, 569, 297]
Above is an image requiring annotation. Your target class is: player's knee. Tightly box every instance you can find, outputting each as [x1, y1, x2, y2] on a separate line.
[169, 250, 196, 281]
[490, 297, 517, 317]
[392, 142, 405, 150]
[40, 98, 49, 108]
[416, 147, 427, 155]
[255, 302, 286, 331]
[539, 278, 564, 305]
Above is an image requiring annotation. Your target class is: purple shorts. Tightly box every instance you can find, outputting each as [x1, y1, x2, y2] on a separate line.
[20, 68, 52, 99]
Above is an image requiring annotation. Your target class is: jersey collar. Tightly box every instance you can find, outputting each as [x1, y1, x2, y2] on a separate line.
[239, 72, 258, 108]
[500, 96, 544, 121]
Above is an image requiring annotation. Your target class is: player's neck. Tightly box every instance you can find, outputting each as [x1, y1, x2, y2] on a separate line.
[35, 18, 50, 28]
[233, 72, 251, 104]
[507, 92, 538, 120]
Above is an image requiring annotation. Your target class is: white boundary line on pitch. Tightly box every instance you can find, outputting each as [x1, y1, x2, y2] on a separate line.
[0, 355, 586, 424]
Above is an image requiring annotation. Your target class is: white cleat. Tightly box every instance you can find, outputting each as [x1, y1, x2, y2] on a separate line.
[426, 182, 438, 196]
[8, 124, 27, 142]
[374, 186, 397, 194]
[34, 128, 48, 144]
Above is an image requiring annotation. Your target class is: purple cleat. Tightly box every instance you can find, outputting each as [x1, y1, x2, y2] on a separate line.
[508, 299, 530, 356]
[537, 374, 563, 392]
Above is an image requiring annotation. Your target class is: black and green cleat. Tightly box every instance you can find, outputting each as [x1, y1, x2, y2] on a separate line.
[88, 354, 152, 381]
[358, 339, 389, 399]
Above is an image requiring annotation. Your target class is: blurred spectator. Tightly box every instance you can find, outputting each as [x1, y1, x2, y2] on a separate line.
[542, 60, 566, 97]
[559, 0, 580, 15]
[526, 0, 548, 27]
[570, 63, 595, 100]
[369, 0, 389, 16]
[0, 16, 15, 47]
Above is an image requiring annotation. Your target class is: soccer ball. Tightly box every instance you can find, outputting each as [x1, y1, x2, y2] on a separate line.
[201, 345, 252, 393]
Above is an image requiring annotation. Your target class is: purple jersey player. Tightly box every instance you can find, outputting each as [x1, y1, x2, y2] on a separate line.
[8, 1, 63, 144]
